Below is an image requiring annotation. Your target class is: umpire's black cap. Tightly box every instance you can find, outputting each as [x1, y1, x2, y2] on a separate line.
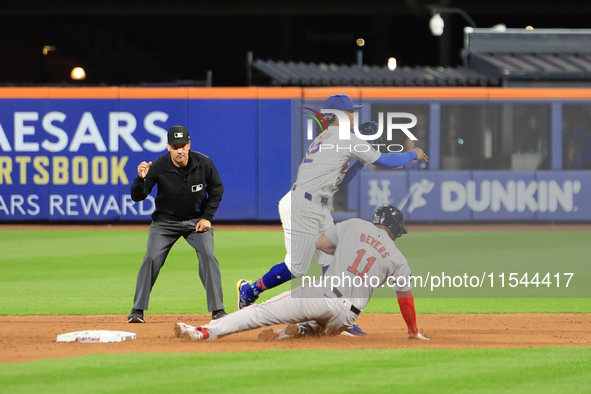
[168, 125, 190, 144]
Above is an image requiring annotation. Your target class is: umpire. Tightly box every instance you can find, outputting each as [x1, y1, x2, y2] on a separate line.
[127, 125, 226, 323]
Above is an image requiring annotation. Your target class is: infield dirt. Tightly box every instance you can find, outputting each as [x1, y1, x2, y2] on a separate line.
[1, 313, 590, 363]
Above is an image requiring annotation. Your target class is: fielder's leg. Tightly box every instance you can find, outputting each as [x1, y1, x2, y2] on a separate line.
[238, 193, 294, 308]
[318, 207, 367, 337]
[238, 193, 321, 308]
[315, 206, 335, 272]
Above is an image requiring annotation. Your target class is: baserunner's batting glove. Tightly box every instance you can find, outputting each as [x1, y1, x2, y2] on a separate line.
[407, 328, 430, 341]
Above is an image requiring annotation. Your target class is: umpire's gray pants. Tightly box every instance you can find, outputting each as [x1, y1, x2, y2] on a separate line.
[132, 218, 224, 312]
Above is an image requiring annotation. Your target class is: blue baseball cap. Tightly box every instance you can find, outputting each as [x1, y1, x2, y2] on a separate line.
[322, 94, 362, 112]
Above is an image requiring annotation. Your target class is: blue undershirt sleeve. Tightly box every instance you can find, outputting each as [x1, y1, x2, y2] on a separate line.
[372, 151, 418, 168]
[340, 159, 364, 186]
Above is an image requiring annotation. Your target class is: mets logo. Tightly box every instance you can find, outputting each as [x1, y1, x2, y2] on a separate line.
[368, 179, 392, 206]
[368, 178, 435, 213]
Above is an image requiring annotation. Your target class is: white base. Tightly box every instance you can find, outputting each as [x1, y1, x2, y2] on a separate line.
[57, 330, 136, 343]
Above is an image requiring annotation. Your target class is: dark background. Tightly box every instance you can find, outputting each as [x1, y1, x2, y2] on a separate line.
[2, 0, 591, 86]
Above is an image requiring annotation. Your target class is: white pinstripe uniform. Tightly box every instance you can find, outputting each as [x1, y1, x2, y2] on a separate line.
[279, 125, 381, 277]
[202, 218, 412, 339]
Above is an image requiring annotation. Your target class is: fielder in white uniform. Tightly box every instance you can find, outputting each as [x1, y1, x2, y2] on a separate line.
[237, 95, 428, 335]
[174, 205, 429, 341]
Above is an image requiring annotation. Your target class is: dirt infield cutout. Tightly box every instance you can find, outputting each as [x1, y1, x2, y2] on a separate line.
[1, 313, 590, 363]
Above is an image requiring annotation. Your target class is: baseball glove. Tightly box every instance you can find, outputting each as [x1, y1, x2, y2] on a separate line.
[359, 121, 379, 136]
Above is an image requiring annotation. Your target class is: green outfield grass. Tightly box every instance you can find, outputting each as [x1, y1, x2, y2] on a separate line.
[0, 228, 589, 315]
[0, 227, 589, 393]
[1, 348, 590, 393]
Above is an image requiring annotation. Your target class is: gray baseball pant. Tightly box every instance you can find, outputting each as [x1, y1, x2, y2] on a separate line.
[132, 218, 224, 312]
[203, 286, 358, 339]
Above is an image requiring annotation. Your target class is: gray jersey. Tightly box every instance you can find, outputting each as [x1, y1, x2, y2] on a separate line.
[202, 217, 413, 340]
[295, 126, 381, 198]
[323, 218, 413, 310]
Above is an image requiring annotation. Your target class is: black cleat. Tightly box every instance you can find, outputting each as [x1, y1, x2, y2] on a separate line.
[210, 309, 227, 322]
[127, 308, 144, 323]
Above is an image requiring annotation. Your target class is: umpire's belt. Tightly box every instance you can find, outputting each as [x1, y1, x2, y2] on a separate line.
[332, 288, 361, 316]
[292, 184, 328, 205]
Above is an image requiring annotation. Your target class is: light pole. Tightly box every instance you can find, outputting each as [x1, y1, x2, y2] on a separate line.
[429, 7, 477, 67]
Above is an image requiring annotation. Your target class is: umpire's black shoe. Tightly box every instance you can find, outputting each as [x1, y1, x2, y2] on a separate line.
[127, 308, 145, 323]
[211, 309, 227, 322]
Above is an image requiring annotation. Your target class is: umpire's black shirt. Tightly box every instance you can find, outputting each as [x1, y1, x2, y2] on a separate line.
[131, 151, 224, 222]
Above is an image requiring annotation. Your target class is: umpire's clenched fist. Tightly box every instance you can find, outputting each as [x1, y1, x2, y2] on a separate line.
[137, 161, 153, 178]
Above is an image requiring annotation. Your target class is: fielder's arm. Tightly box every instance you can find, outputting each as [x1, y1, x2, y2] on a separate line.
[372, 148, 428, 169]
[339, 120, 385, 185]
[316, 233, 337, 255]
[340, 159, 364, 186]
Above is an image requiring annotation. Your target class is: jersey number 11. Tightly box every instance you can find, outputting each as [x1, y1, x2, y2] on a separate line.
[347, 249, 375, 278]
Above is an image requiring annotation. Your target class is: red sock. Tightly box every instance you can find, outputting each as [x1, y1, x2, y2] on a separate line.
[197, 327, 210, 339]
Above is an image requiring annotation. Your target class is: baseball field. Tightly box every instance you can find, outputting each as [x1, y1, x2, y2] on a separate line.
[1, 223, 590, 393]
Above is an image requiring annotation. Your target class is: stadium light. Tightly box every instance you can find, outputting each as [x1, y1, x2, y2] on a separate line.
[70, 67, 86, 80]
[429, 8, 477, 36]
[387, 57, 397, 71]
